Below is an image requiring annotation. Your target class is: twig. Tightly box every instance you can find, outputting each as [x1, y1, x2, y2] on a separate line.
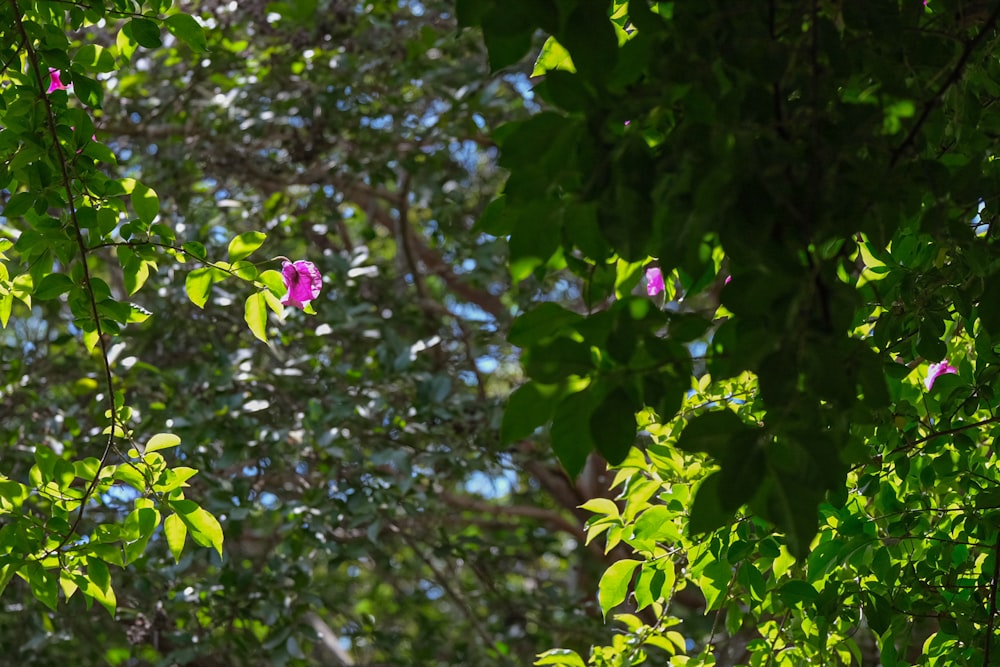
[396, 528, 503, 661]
[885, 415, 1000, 458]
[764, 610, 790, 667]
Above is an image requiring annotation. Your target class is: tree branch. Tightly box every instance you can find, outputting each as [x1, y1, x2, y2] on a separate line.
[439, 490, 585, 542]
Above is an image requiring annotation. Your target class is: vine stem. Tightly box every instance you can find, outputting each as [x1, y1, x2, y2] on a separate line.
[11, 0, 118, 558]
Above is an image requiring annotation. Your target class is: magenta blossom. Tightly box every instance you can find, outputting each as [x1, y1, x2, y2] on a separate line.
[925, 360, 958, 390]
[645, 267, 665, 297]
[281, 260, 322, 309]
[47, 68, 68, 93]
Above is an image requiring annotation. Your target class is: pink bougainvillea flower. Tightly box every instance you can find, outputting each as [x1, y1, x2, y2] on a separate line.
[925, 360, 958, 390]
[281, 260, 322, 308]
[645, 267, 664, 297]
[47, 68, 67, 93]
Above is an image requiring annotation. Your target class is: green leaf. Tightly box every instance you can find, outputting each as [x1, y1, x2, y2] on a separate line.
[171, 499, 224, 557]
[0, 564, 19, 599]
[24, 563, 58, 610]
[126, 18, 163, 48]
[532, 36, 575, 76]
[3, 192, 35, 218]
[481, 11, 534, 71]
[535, 649, 586, 667]
[112, 464, 146, 492]
[508, 303, 583, 346]
[74, 44, 116, 72]
[163, 513, 187, 562]
[688, 472, 729, 535]
[228, 231, 267, 261]
[231, 260, 259, 281]
[676, 409, 750, 461]
[557, 4, 618, 83]
[588, 387, 636, 465]
[71, 72, 104, 108]
[144, 432, 180, 454]
[634, 562, 669, 611]
[579, 497, 619, 517]
[86, 557, 111, 594]
[501, 382, 560, 444]
[185, 267, 214, 308]
[597, 558, 640, 618]
[33, 273, 74, 300]
[0, 292, 11, 328]
[551, 390, 596, 478]
[165, 13, 208, 52]
[182, 241, 208, 260]
[245, 291, 268, 342]
[777, 580, 819, 606]
[121, 253, 151, 296]
[259, 269, 285, 294]
[131, 182, 160, 225]
[523, 338, 592, 383]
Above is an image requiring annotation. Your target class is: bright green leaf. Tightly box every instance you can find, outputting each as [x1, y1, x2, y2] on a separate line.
[164, 513, 187, 562]
[597, 559, 640, 618]
[228, 231, 267, 262]
[245, 291, 268, 342]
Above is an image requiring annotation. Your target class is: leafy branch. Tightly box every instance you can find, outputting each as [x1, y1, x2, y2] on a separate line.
[11, 0, 119, 558]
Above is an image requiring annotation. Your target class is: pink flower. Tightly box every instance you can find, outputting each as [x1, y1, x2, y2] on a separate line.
[47, 68, 67, 93]
[645, 267, 664, 297]
[925, 360, 958, 390]
[281, 260, 322, 309]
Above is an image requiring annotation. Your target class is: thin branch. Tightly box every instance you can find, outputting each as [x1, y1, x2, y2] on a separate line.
[891, 4, 1000, 167]
[764, 610, 791, 667]
[885, 415, 1000, 458]
[395, 170, 426, 299]
[12, 0, 118, 557]
[396, 529, 501, 661]
[707, 563, 741, 655]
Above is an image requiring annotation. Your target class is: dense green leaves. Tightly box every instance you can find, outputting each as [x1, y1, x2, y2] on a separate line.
[471, 0, 1000, 664]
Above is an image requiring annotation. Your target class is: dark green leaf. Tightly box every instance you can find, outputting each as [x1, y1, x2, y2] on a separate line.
[551, 390, 596, 477]
[588, 387, 636, 465]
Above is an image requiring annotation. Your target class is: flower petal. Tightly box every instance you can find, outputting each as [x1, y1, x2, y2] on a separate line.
[645, 267, 665, 297]
[281, 260, 322, 309]
[924, 360, 958, 390]
[47, 68, 67, 94]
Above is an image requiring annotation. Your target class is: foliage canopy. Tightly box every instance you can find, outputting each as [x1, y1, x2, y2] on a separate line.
[462, 0, 1000, 665]
[9, 0, 1000, 666]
